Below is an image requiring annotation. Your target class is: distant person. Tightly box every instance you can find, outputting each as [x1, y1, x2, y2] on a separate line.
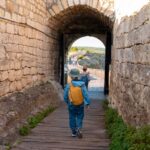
[72, 56, 77, 66]
[80, 65, 90, 90]
[64, 68, 90, 138]
[69, 57, 72, 64]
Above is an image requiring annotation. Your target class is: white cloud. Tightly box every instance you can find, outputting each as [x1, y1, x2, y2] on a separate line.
[72, 36, 105, 48]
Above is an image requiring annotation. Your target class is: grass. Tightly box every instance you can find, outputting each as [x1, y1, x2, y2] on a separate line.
[19, 106, 55, 136]
[102, 100, 150, 150]
[5, 143, 11, 150]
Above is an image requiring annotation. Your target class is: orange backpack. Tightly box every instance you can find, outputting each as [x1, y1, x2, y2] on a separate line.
[69, 83, 84, 106]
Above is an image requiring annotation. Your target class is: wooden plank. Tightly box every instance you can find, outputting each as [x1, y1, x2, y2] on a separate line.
[12, 100, 110, 150]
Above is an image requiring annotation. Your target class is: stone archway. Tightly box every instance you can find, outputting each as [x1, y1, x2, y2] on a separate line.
[46, 1, 114, 94]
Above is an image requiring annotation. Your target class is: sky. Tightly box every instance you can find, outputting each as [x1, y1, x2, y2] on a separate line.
[72, 36, 105, 48]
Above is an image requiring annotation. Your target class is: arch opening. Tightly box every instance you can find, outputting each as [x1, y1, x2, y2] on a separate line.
[66, 36, 106, 93]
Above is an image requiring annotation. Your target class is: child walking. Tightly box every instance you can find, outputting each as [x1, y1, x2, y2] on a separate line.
[64, 68, 90, 138]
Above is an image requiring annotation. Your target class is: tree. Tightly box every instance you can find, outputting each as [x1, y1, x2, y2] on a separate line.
[70, 47, 78, 52]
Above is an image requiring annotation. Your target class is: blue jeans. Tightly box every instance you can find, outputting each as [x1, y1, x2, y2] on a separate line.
[68, 104, 84, 132]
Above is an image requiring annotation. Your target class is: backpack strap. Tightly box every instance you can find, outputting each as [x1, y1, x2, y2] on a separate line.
[69, 83, 74, 103]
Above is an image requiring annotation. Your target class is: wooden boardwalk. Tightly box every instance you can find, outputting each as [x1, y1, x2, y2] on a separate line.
[13, 99, 109, 150]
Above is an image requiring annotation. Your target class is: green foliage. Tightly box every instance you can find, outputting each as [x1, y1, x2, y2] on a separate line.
[69, 46, 105, 54]
[103, 100, 150, 150]
[68, 46, 105, 69]
[102, 99, 109, 110]
[5, 143, 11, 150]
[70, 47, 78, 52]
[78, 55, 85, 60]
[127, 126, 150, 150]
[86, 50, 90, 54]
[78, 53, 105, 69]
[72, 46, 105, 54]
[19, 125, 30, 136]
[19, 106, 55, 136]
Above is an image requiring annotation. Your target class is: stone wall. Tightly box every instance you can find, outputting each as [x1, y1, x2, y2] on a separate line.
[0, 0, 61, 142]
[0, 0, 60, 97]
[110, 2, 150, 126]
[0, 81, 62, 143]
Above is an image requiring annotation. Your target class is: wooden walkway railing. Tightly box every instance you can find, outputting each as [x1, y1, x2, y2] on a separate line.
[12, 99, 109, 150]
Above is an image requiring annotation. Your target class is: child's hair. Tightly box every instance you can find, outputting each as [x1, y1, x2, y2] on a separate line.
[71, 77, 78, 81]
[83, 65, 87, 71]
[83, 68, 87, 71]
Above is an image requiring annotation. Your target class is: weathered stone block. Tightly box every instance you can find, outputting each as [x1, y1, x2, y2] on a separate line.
[0, 45, 6, 60]
[1, 71, 8, 81]
[23, 68, 30, 75]
[26, 75, 32, 84]
[8, 70, 16, 81]
[0, 60, 10, 71]
[0, 81, 9, 96]
[18, 26, 25, 36]
[22, 61, 30, 68]
[21, 77, 28, 88]
[32, 75, 38, 82]
[0, 21, 6, 32]
[132, 44, 150, 65]
[30, 67, 37, 75]
[61, 0, 68, 9]
[0, 8, 5, 17]
[16, 81, 22, 91]
[6, 23, 14, 34]
[0, 116, 7, 129]
[15, 70, 22, 81]
[14, 61, 21, 69]
[6, 0, 15, 13]
[0, 0, 6, 9]
[9, 81, 16, 92]
[52, 4, 61, 14]
[68, 0, 74, 6]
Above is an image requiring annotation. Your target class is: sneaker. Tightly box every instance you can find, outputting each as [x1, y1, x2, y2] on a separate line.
[71, 133, 76, 137]
[71, 130, 77, 137]
[76, 129, 83, 139]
